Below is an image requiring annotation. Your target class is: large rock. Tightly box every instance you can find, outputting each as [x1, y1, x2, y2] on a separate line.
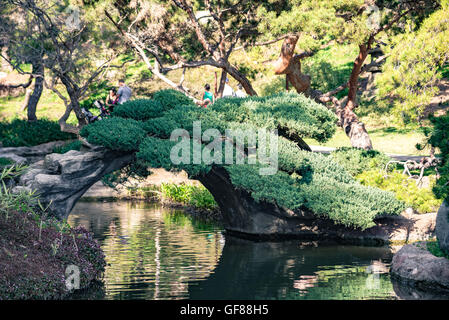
[390, 242, 449, 292]
[13, 147, 134, 219]
[436, 201, 449, 253]
[0, 140, 68, 164]
[199, 166, 436, 244]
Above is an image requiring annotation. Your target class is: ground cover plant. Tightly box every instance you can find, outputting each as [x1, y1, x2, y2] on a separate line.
[0, 165, 106, 299]
[0, 119, 75, 147]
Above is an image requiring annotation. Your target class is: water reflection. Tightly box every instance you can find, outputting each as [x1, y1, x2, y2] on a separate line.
[187, 237, 397, 300]
[391, 279, 449, 300]
[69, 201, 224, 300]
[69, 201, 448, 300]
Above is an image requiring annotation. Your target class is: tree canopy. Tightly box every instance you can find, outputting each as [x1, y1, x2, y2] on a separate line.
[81, 89, 404, 229]
[376, 3, 449, 123]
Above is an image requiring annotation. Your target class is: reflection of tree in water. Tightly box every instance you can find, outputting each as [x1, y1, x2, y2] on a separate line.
[69, 201, 224, 300]
[70, 201, 447, 300]
[188, 237, 398, 300]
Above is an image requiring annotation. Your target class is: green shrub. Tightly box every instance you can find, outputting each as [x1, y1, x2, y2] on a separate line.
[0, 119, 75, 147]
[112, 89, 195, 123]
[112, 99, 165, 121]
[0, 158, 14, 167]
[80, 117, 146, 151]
[136, 136, 177, 170]
[277, 138, 354, 184]
[143, 117, 180, 137]
[160, 183, 218, 211]
[84, 89, 404, 229]
[301, 176, 405, 229]
[143, 104, 227, 137]
[330, 147, 391, 176]
[356, 169, 442, 214]
[136, 136, 212, 177]
[426, 114, 449, 201]
[211, 92, 337, 142]
[226, 163, 404, 230]
[52, 140, 82, 154]
[152, 89, 195, 109]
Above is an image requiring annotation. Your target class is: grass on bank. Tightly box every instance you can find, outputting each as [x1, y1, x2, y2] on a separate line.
[427, 240, 449, 259]
[0, 90, 78, 125]
[304, 126, 431, 156]
[127, 182, 218, 212]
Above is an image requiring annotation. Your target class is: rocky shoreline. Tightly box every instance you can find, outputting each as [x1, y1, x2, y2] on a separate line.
[391, 242, 449, 292]
[390, 202, 449, 293]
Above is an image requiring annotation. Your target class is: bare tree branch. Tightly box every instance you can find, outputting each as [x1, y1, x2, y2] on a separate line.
[0, 76, 33, 89]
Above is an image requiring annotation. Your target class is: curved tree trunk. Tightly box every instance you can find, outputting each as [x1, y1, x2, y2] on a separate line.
[223, 62, 257, 96]
[70, 98, 88, 127]
[21, 88, 32, 112]
[338, 43, 373, 150]
[215, 70, 227, 98]
[285, 57, 311, 95]
[337, 104, 372, 150]
[273, 36, 311, 96]
[58, 77, 88, 133]
[58, 97, 87, 134]
[25, 60, 44, 122]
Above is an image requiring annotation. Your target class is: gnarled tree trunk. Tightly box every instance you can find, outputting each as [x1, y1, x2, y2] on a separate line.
[274, 35, 311, 95]
[222, 62, 257, 96]
[24, 60, 44, 122]
[275, 36, 373, 150]
[337, 43, 373, 150]
[57, 76, 88, 134]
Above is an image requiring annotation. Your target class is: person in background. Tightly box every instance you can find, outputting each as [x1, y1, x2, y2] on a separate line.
[235, 83, 246, 98]
[105, 88, 118, 111]
[214, 72, 236, 98]
[196, 83, 214, 107]
[117, 79, 132, 104]
[222, 77, 235, 97]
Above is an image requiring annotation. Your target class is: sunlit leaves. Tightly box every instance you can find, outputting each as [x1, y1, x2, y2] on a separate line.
[376, 7, 449, 124]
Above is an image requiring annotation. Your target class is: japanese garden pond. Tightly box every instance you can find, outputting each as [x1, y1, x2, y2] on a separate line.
[68, 200, 448, 300]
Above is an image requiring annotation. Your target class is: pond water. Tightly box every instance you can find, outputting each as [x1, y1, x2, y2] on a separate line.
[68, 201, 446, 300]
